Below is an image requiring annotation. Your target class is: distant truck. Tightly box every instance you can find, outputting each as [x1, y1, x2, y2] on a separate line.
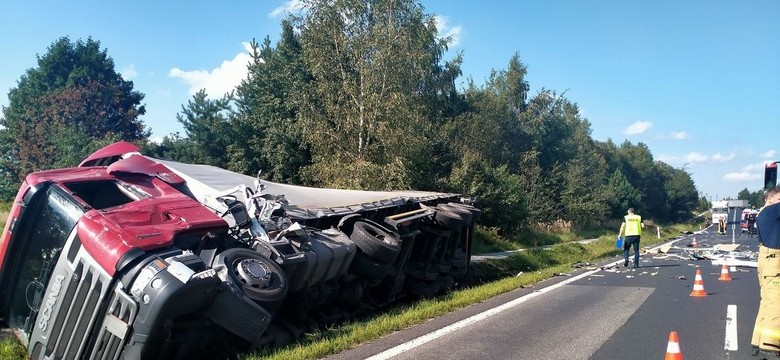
[711, 200, 730, 225]
[0, 142, 480, 359]
[725, 199, 748, 208]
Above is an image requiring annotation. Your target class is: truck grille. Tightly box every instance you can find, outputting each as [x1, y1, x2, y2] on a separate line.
[29, 240, 136, 360]
[88, 289, 136, 360]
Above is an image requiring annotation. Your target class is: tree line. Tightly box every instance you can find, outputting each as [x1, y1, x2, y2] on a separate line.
[0, 0, 701, 232]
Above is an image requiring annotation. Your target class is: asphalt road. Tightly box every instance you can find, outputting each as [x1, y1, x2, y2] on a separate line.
[327, 207, 765, 360]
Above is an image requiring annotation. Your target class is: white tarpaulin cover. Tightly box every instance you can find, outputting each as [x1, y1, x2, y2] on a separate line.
[153, 157, 459, 218]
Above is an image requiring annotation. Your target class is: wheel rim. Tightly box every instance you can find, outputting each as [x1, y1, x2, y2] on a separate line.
[236, 258, 272, 288]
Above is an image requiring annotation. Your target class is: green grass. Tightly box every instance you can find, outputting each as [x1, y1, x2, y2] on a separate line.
[471, 225, 614, 254]
[0, 202, 24, 360]
[0, 221, 698, 360]
[0, 337, 25, 359]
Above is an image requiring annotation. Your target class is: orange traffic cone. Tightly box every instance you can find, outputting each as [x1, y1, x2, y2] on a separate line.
[718, 264, 732, 281]
[665, 331, 683, 360]
[690, 268, 708, 297]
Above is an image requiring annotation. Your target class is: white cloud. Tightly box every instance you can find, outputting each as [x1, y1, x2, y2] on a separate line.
[624, 121, 652, 135]
[742, 162, 768, 172]
[671, 131, 689, 140]
[761, 150, 777, 158]
[169, 42, 254, 97]
[270, 0, 306, 18]
[712, 152, 735, 162]
[723, 161, 767, 183]
[723, 172, 762, 182]
[121, 64, 138, 80]
[433, 15, 462, 47]
[685, 152, 708, 163]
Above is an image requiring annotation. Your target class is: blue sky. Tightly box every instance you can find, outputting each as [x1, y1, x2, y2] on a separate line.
[1, 1, 778, 202]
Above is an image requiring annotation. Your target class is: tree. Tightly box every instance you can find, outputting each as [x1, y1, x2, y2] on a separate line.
[605, 169, 643, 218]
[448, 152, 527, 231]
[0, 37, 147, 198]
[232, 25, 312, 184]
[177, 89, 233, 167]
[656, 162, 698, 221]
[737, 187, 765, 208]
[139, 133, 200, 164]
[294, 0, 461, 190]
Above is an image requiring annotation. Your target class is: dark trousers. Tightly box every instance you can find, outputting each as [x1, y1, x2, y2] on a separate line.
[623, 235, 640, 267]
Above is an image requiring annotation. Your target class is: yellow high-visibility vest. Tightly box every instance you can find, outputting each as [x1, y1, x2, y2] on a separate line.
[624, 214, 642, 236]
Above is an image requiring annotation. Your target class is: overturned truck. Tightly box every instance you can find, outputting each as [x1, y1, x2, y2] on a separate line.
[0, 142, 479, 359]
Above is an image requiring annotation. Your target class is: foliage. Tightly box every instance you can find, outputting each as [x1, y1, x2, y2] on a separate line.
[604, 169, 642, 218]
[448, 153, 527, 231]
[176, 89, 233, 167]
[231, 28, 312, 183]
[293, 0, 460, 190]
[0, 338, 26, 360]
[0, 37, 147, 197]
[696, 196, 711, 212]
[738, 187, 765, 208]
[656, 162, 699, 221]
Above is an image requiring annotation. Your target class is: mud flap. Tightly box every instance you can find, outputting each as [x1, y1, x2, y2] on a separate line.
[205, 285, 272, 346]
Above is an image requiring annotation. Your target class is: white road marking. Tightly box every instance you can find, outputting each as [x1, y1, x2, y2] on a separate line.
[725, 304, 738, 351]
[365, 262, 616, 360]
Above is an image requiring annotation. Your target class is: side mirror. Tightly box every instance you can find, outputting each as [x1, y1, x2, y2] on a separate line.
[254, 170, 267, 192]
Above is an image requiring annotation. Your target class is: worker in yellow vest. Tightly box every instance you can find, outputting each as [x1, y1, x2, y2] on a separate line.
[618, 208, 643, 268]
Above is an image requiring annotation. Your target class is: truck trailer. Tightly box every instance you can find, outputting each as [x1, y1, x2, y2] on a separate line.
[0, 142, 480, 359]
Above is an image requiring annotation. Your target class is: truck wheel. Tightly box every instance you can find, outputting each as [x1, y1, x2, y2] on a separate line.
[214, 248, 289, 311]
[437, 204, 473, 225]
[350, 254, 392, 280]
[439, 275, 455, 291]
[434, 210, 463, 230]
[408, 280, 440, 298]
[446, 202, 482, 222]
[350, 221, 401, 264]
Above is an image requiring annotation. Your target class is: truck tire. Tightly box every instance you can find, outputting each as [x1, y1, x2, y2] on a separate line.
[214, 248, 289, 311]
[439, 275, 455, 291]
[349, 254, 392, 280]
[350, 221, 401, 264]
[434, 209, 463, 230]
[446, 202, 482, 222]
[437, 204, 473, 226]
[408, 280, 440, 298]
